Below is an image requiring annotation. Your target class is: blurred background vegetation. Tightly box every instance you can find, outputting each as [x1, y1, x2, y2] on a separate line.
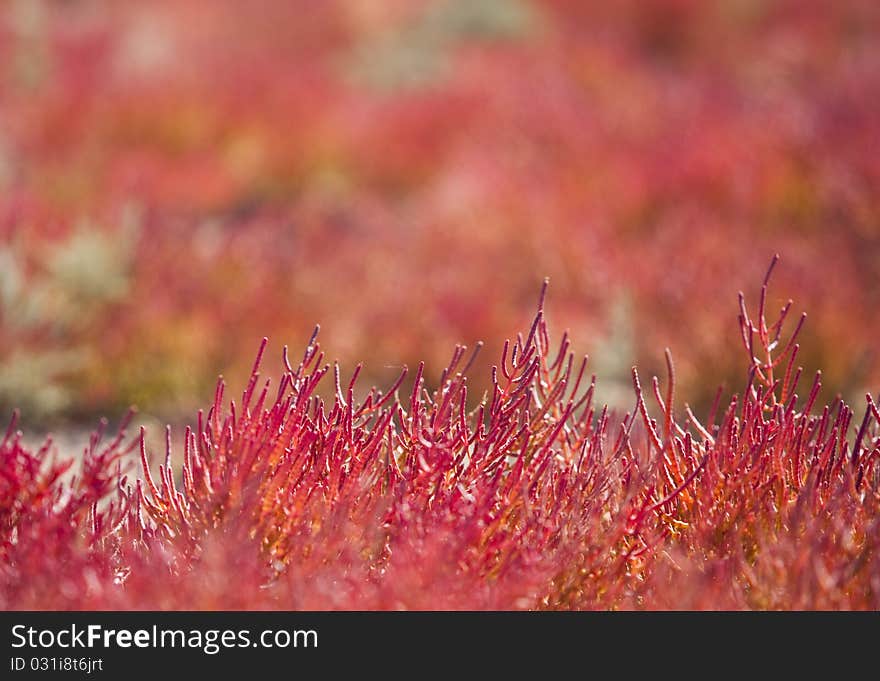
[1, 0, 878, 432]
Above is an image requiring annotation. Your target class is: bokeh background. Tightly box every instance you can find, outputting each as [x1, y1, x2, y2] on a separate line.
[1, 0, 878, 432]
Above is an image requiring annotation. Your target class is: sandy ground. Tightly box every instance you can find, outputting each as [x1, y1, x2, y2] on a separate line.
[18, 416, 180, 482]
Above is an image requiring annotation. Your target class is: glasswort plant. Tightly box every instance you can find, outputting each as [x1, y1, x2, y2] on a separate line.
[1, 261, 879, 610]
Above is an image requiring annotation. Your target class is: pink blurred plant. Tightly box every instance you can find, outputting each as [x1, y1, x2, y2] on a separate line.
[3, 1, 880, 418]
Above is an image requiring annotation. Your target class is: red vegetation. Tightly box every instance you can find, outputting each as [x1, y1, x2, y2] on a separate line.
[2, 263, 879, 610]
[2, 1, 879, 419]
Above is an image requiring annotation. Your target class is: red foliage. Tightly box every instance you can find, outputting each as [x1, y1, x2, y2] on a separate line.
[2, 1, 879, 418]
[2, 265, 879, 610]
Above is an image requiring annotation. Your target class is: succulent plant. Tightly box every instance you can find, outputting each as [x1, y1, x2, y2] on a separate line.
[2, 262, 878, 609]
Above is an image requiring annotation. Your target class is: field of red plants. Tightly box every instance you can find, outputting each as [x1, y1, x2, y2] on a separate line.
[1, 1, 879, 610]
[3, 263, 880, 609]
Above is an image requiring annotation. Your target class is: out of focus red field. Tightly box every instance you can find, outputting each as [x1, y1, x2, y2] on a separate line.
[2, 1, 880, 612]
[2, 0, 878, 424]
